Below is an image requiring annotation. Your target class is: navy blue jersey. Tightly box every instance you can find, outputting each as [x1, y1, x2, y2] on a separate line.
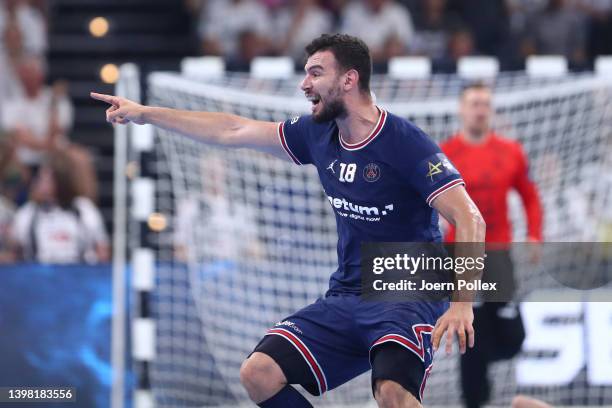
[278, 109, 464, 294]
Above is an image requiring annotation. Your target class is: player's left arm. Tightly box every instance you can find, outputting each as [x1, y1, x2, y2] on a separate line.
[513, 146, 543, 242]
[430, 185, 486, 355]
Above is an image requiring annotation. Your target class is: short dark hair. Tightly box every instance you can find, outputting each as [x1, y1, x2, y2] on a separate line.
[461, 81, 492, 97]
[48, 151, 80, 209]
[305, 34, 372, 94]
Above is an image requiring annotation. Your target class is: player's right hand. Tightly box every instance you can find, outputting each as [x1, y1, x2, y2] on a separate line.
[432, 301, 475, 355]
[90, 92, 147, 125]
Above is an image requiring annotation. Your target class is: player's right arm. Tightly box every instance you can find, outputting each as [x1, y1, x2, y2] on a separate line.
[90, 92, 290, 161]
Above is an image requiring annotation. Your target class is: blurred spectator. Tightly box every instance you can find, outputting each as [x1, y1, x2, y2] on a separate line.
[175, 154, 262, 262]
[198, 0, 271, 69]
[0, 130, 29, 205]
[0, 19, 25, 122]
[522, 0, 587, 68]
[433, 27, 477, 72]
[506, 0, 548, 34]
[65, 143, 99, 204]
[28, 0, 50, 21]
[397, 0, 420, 11]
[575, 0, 612, 59]
[0, 193, 15, 262]
[0, 135, 15, 179]
[340, 0, 414, 65]
[319, 0, 350, 24]
[10, 152, 110, 264]
[448, 28, 476, 59]
[447, 0, 511, 58]
[0, 138, 17, 263]
[0, 0, 47, 56]
[1, 56, 72, 173]
[184, 0, 203, 14]
[184, 0, 611, 70]
[268, 0, 333, 62]
[411, 0, 464, 59]
[2, 55, 99, 202]
[504, 0, 549, 69]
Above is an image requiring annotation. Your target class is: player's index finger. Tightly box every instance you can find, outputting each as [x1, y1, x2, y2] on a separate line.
[90, 92, 117, 105]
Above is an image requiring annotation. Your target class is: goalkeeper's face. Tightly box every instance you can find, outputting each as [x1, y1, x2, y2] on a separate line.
[301, 51, 348, 123]
[460, 88, 493, 137]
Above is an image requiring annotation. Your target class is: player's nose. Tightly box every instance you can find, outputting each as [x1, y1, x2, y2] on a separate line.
[300, 76, 311, 92]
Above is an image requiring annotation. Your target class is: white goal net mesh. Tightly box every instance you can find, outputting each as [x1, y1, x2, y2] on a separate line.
[142, 71, 612, 407]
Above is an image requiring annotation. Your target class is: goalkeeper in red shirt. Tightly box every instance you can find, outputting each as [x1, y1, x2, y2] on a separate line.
[441, 82, 543, 408]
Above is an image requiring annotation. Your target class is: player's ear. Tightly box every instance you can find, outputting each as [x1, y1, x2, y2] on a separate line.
[343, 69, 359, 91]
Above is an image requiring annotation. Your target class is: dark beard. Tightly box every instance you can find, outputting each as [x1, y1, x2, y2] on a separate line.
[313, 97, 347, 123]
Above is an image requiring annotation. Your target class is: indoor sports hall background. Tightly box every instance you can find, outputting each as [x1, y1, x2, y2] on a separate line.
[0, 1, 611, 408]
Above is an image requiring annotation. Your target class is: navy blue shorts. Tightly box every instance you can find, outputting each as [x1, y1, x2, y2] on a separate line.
[257, 293, 447, 400]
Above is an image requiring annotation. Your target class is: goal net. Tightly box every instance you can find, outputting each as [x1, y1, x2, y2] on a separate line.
[141, 71, 612, 407]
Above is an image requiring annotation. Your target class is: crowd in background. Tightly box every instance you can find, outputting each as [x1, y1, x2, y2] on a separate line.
[1, 0, 611, 265]
[0, 0, 109, 264]
[188, 0, 612, 71]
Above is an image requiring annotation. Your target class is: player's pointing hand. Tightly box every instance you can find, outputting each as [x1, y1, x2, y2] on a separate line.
[90, 92, 147, 125]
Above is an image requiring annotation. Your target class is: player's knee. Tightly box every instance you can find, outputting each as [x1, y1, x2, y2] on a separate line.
[512, 395, 530, 408]
[511, 395, 553, 408]
[239, 353, 277, 388]
[374, 379, 421, 408]
[240, 353, 285, 400]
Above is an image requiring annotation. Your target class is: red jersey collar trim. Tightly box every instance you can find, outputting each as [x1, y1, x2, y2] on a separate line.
[339, 108, 387, 151]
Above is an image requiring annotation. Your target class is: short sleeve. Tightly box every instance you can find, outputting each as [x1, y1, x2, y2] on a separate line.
[399, 126, 465, 206]
[277, 115, 313, 165]
[411, 152, 465, 206]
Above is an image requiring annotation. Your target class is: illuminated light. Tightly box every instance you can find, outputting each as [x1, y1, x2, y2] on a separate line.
[100, 64, 119, 84]
[148, 213, 168, 232]
[89, 17, 109, 38]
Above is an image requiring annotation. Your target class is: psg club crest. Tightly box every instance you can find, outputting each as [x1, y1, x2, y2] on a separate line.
[363, 163, 381, 182]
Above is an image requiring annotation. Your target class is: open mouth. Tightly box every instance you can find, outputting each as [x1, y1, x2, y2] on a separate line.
[307, 95, 321, 110]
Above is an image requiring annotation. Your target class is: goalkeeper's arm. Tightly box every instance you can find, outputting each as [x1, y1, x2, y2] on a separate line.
[90, 92, 290, 160]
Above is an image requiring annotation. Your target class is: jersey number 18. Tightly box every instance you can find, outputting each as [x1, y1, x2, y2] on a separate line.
[339, 163, 356, 183]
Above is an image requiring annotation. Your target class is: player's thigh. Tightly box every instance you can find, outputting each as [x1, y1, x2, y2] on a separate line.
[253, 295, 370, 396]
